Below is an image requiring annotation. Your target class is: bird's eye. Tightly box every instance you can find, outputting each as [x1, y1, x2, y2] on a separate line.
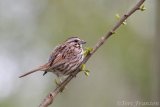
[74, 40, 78, 42]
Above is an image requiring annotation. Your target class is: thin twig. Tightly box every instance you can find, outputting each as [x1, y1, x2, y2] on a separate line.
[39, 0, 145, 107]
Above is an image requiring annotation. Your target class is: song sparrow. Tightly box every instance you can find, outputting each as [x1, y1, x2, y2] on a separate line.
[19, 37, 86, 78]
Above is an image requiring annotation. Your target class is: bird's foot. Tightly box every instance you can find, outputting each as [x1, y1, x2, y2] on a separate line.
[54, 77, 66, 92]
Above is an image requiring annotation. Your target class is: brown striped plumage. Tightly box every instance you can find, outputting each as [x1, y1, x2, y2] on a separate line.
[19, 37, 86, 78]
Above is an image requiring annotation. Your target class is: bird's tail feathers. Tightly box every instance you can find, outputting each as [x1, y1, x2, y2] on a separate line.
[19, 64, 49, 78]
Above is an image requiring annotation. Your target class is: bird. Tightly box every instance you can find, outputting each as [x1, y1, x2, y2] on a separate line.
[19, 37, 86, 78]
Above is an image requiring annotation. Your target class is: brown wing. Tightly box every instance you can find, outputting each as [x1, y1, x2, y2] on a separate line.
[48, 44, 67, 69]
[48, 45, 61, 63]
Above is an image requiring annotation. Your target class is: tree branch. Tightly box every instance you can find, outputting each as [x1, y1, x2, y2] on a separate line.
[39, 0, 145, 107]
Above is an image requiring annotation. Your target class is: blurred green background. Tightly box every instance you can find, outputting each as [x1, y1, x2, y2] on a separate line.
[0, 0, 159, 107]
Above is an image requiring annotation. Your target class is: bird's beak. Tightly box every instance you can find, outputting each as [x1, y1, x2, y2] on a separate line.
[80, 40, 86, 44]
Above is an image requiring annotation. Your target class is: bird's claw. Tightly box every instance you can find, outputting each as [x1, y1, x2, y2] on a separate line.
[54, 77, 66, 92]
